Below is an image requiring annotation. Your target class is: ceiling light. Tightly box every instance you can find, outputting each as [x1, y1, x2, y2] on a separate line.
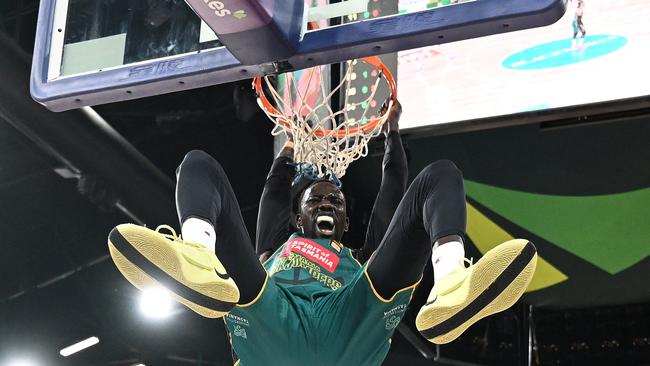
[7, 359, 38, 366]
[139, 287, 173, 318]
[59, 336, 99, 357]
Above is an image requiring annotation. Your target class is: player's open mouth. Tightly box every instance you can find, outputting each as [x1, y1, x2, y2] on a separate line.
[316, 215, 335, 236]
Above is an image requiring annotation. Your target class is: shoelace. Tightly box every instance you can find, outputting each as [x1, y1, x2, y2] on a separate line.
[155, 225, 204, 249]
[462, 257, 474, 268]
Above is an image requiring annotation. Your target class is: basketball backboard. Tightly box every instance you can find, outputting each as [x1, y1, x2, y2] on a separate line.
[31, 0, 567, 112]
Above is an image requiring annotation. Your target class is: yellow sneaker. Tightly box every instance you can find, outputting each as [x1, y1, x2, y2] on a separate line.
[108, 223, 239, 318]
[416, 239, 537, 344]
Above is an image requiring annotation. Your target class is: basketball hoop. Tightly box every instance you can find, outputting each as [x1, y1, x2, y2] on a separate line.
[253, 56, 397, 178]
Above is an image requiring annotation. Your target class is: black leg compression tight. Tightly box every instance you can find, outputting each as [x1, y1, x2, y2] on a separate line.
[367, 160, 467, 300]
[176, 150, 266, 305]
[176, 152, 466, 303]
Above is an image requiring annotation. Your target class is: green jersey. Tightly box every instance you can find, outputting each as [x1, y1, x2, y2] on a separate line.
[224, 233, 417, 366]
[264, 233, 361, 299]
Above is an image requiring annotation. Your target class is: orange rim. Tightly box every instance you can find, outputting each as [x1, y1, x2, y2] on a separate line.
[253, 56, 397, 139]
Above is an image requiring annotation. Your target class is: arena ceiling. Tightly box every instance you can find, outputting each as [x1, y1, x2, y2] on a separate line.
[1, 1, 649, 366]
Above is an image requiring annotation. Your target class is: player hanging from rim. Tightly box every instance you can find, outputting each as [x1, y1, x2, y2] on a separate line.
[108, 98, 537, 366]
[572, 0, 586, 50]
[256, 98, 407, 265]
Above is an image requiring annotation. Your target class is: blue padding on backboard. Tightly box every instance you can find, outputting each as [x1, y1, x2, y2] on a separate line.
[31, 0, 567, 112]
[30, 0, 268, 112]
[289, 0, 567, 69]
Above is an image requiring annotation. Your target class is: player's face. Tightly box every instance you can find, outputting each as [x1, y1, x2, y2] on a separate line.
[297, 181, 348, 241]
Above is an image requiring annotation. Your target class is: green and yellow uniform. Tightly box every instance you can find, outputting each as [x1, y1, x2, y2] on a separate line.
[224, 233, 419, 366]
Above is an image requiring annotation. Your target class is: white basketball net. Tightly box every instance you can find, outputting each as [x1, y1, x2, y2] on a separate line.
[257, 59, 392, 178]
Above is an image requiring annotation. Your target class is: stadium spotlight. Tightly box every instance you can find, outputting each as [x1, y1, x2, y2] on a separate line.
[139, 287, 174, 319]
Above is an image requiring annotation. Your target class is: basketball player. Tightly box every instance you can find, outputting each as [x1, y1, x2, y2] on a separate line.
[255, 98, 407, 265]
[572, 0, 586, 50]
[108, 99, 537, 366]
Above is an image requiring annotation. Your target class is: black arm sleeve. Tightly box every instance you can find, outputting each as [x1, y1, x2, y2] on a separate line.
[255, 156, 294, 255]
[354, 131, 408, 264]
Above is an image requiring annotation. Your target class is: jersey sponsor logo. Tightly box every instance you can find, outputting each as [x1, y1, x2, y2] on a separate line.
[383, 304, 408, 319]
[383, 304, 408, 330]
[226, 313, 250, 327]
[385, 315, 400, 330]
[281, 238, 340, 272]
[233, 325, 248, 339]
[272, 252, 344, 290]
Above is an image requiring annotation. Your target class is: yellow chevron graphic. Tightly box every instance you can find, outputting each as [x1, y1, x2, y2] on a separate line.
[466, 202, 567, 292]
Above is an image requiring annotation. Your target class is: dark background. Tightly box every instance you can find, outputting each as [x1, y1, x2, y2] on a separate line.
[1, 1, 649, 366]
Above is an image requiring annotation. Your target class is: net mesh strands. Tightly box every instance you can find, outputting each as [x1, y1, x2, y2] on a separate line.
[255, 57, 396, 178]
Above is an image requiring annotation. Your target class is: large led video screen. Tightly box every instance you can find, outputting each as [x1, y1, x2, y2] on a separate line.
[397, 0, 648, 130]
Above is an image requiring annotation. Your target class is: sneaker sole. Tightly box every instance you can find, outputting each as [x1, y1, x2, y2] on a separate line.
[108, 223, 239, 318]
[416, 239, 537, 344]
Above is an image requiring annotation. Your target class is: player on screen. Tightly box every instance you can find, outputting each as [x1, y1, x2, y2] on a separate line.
[572, 0, 586, 50]
[108, 98, 537, 366]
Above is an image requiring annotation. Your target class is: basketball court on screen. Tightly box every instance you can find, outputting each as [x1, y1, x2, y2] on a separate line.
[397, 0, 650, 129]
